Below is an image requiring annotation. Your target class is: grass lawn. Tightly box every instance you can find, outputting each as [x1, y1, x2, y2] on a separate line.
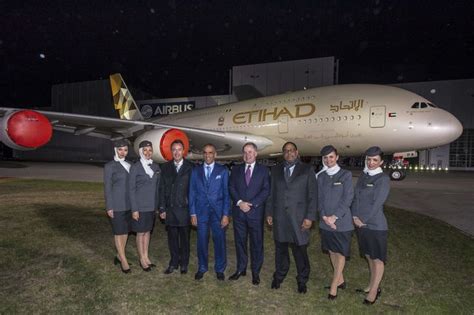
[0, 178, 473, 314]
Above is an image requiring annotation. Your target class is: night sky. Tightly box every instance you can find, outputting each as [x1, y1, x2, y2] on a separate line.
[1, 1, 474, 107]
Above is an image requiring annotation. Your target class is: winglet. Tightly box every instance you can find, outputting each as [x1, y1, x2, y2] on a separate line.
[109, 73, 144, 121]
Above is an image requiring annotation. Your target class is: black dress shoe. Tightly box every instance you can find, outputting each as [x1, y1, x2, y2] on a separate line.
[228, 271, 246, 280]
[180, 267, 188, 274]
[139, 261, 152, 272]
[252, 273, 260, 285]
[297, 283, 307, 294]
[164, 266, 177, 274]
[195, 271, 204, 280]
[216, 272, 225, 281]
[328, 293, 337, 300]
[325, 282, 346, 290]
[271, 279, 281, 289]
[363, 288, 382, 305]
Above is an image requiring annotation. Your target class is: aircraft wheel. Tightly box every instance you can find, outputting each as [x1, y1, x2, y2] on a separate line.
[389, 169, 406, 181]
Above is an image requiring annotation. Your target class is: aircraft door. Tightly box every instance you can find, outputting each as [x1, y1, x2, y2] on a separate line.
[370, 106, 386, 128]
[278, 115, 289, 134]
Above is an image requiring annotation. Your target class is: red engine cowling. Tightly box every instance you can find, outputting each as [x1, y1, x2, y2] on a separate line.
[134, 128, 189, 162]
[0, 110, 53, 150]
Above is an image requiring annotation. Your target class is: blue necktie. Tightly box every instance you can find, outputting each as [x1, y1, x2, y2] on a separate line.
[206, 166, 211, 181]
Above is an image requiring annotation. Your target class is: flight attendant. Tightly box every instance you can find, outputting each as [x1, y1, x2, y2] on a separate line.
[316, 145, 354, 300]
[129, 140, 161, 272]
[104, 139, 132, 273]
[351, 146, 390, 305]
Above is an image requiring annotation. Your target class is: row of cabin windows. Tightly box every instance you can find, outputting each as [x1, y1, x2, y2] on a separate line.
[298, 115, 362, 124]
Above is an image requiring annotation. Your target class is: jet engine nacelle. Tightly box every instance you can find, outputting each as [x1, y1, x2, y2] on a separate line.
[134, 128, 190, 162]
[0, 110, 53, 150]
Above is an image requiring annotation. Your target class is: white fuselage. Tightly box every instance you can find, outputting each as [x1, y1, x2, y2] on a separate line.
[154, 84, 462, 159]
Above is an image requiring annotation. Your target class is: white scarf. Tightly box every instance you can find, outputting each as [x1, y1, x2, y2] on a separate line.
[139, 147, 154, 178]
[326, 164, 341, 176]
[114, 147, 131, 173]
[315, 160, 328, 179]
[363, 157, 383, 176]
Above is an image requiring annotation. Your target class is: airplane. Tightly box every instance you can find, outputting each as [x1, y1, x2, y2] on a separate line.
[0, 74, 463, 180]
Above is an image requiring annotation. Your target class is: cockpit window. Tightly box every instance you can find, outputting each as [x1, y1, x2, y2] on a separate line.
[420, 102, 428, 108]
[428, 103, 437, 108]
[411, 102, 420, 109]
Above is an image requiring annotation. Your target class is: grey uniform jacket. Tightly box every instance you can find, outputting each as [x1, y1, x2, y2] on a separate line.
[104, 161, 131, 211]
[265, 162, 317, 246]
[158, 159, 194, 226]
[317, 169, 354, 232]
[351, 172, 390, 231]
[129, 161, 161, 212]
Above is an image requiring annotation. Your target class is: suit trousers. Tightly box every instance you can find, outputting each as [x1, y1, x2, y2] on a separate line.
[233, 214, 264, 274]
[167, 225, 190, 268]
[273, 240, 310, 285]
[197, 211, 227, 273]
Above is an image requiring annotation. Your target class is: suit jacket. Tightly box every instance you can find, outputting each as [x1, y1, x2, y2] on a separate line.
[265, 161, 317, 245]
[159, 159, 194, 226]
[129, 161, 161, 212]
[229, 163, 270, 221]
[103, 160, 131, 211]
[189, 163, 230, 222]
[351, 172, 390, 231]
[317, 169, 354, 232]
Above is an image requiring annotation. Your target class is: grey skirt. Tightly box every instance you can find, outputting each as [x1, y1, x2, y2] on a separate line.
[356, 228, 387, 263]
[131, 211, 156, 233]
[110, 210, 131, 235]
[320, 229, 352, 258]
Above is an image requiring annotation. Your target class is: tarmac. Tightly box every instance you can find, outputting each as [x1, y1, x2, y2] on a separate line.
[1, 161, 473, 237]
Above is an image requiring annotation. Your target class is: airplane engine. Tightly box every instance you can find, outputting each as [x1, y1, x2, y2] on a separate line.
[134, 128, 189, 162]
[0, 110, 53, 150]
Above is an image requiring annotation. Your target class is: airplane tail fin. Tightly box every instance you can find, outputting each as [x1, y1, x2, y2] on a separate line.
[109, 73, 144, 120]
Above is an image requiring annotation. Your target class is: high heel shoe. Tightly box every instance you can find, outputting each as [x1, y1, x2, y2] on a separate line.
[139, 261, 152, 272]
[363, 288, 382, 305]
[325, 282, 346, 290]
[328, 293, 337, 300]
[114, 257, 131, 274]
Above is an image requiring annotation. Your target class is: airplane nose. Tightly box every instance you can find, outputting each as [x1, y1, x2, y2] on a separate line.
[442, 111, 463, 143]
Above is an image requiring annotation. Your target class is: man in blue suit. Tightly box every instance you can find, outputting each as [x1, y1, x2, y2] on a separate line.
[189, 143, 230, 281]
[229, 142, 270, 285]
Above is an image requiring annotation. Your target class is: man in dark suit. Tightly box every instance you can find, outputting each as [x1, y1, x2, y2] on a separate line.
[159, 140, 194, 275]
[189, 143, 230, 281]
[265, 141, 317, 294]
[229, 142, 270, 285]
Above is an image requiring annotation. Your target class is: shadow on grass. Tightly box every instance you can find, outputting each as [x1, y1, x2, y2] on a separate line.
[35, 204, 115, 260]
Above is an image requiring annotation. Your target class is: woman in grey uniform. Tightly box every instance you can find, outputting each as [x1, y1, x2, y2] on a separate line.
[104, 139, 132, 273]
[351, 146, 390, 305]
[129, 140, 161, 272]
[316, 145, 354, 300]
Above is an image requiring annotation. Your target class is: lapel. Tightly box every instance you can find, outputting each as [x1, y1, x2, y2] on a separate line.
[288, 163, 304, 183]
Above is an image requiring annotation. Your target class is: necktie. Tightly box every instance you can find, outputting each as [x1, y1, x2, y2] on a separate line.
[206, 166, 211, 181]
[175, 163, 180, 173]
[245, 165, 251, 186]
[285, 166, 291, 182]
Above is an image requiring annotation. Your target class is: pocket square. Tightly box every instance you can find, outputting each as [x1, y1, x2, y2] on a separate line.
[333, 182, 342, 185]
[366, 183, 374, 187]
[215, 175, 222, 180]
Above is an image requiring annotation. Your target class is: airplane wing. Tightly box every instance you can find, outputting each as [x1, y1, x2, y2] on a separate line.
[0, 107, 275, 158]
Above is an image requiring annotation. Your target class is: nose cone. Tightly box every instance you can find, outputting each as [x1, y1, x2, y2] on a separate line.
[440, 110, 463, 144]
